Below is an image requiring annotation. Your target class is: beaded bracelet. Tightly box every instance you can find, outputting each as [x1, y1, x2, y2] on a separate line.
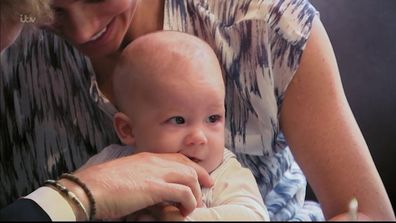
[44, 179, 90, 221]
[60, 173, 96, 221]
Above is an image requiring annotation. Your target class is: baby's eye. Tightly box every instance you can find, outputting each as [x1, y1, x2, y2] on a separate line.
[168, 116, 186, 125]
[207, 115, 222, 123]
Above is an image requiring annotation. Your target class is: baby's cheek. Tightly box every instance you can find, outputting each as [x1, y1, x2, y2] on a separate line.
[154, 134, 184, 153]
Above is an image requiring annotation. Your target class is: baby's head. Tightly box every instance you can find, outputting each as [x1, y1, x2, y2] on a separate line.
[112, 31, 225, 173]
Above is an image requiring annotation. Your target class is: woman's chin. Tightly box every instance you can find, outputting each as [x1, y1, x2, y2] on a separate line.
[80, 44, 120, 59]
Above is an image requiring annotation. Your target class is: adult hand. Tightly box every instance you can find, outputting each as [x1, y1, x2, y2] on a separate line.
[58, 152, 213, 220]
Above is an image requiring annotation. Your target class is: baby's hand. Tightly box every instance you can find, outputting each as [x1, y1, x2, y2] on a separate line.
[124, 207, 157, 221]
[158, 203, 186, 221]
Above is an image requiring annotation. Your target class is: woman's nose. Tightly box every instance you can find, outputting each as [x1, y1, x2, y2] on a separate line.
[184, 129, 208, 147]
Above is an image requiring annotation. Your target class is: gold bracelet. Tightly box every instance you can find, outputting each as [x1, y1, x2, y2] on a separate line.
[60, 173, 96, 221]
[44, 179, 89, 221]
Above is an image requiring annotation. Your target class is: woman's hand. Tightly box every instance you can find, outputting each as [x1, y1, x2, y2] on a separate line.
[59, 152, 213, 220]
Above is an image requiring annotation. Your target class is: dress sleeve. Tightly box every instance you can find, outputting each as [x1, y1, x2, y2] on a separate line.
[269, 0, 319, 109]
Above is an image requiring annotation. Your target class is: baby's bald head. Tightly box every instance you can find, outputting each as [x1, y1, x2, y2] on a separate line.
[112, 31, 224, 114]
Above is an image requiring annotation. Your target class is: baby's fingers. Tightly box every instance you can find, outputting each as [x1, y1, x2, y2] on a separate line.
[153, 182, 197, 216]
[163, 166, 203, 208]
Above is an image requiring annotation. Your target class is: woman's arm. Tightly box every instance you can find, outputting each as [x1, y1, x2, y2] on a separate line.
[280, 16, 395, 220]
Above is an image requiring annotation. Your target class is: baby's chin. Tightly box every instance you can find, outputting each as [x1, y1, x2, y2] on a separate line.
[204, 160, 223, 174]
[198, 154, 224, 174]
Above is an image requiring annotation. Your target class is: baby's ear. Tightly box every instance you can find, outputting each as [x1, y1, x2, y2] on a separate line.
[113, 112, 136, 146]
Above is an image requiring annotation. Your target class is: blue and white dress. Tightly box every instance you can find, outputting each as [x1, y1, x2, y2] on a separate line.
[0, 0, 323, 220]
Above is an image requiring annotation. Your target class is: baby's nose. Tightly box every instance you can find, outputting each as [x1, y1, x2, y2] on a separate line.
[183, 129, 208, 147]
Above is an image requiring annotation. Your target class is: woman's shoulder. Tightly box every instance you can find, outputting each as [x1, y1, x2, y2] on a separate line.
[181, 0, 271, 29]
[189, 0, 317, 29]
[4, 27, 90, 71]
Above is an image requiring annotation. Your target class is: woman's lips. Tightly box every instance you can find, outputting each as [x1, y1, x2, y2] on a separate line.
[90, 26, 108, 41]
[80, 18, 115, 50]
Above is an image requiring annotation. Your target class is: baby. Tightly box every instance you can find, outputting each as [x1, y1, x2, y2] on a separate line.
[83, 31, 269, 221]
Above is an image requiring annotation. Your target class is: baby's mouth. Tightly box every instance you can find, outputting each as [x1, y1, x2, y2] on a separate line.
[188, 157, 201, 163]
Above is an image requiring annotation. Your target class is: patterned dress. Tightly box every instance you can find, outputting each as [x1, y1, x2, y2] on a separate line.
[0, 0, 324, 220]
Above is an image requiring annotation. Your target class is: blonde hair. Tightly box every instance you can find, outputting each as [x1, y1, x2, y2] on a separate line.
[0, 0, 53, 24]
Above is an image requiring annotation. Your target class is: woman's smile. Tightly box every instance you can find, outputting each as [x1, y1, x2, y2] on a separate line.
[79, 17, 117, 54]
[90, 26, 107, 41]
[48, 0, 139, 57]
